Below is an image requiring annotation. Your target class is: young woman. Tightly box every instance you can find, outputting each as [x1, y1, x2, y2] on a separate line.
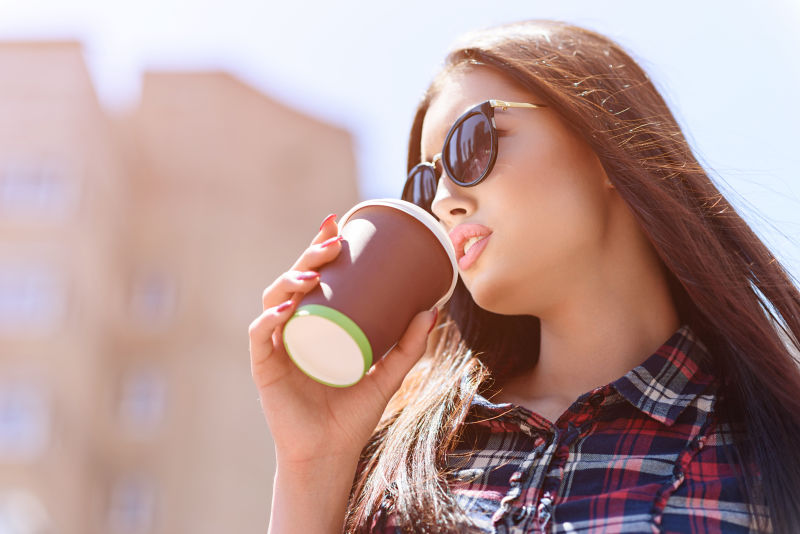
[249, 20, 800, 533]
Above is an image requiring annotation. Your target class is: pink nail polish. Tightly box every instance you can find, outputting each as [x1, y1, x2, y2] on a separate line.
[276, 300, 294, 313]
[297, 271, 320, 281]
[320, 235, 344, 248]
[427, 308, 439, 334]
[319, 213, 336, 231]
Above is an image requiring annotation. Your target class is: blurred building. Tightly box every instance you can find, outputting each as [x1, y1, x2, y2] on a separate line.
[0, 41, 360, 534]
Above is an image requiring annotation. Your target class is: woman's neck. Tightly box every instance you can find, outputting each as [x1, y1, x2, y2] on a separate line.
[499, 200, 681, 413]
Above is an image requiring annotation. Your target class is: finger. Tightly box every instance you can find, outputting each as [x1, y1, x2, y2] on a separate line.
[290, 233, 345, 273]
[310, 213, 340, 246]
[259, 214, 342, 312]
[249, 299, 298, 383]
[262, 270, 321, 311]
[366, 307, 438, 398]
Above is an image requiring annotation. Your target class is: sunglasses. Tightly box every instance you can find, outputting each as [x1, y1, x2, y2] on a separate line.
[402, 99, 547, 213]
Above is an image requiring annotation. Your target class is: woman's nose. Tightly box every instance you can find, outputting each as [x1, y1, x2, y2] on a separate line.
[430, 175, 476, 226]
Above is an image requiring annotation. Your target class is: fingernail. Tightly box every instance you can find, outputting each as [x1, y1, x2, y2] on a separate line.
[276, 300, 294, 313]
[320, 235, 344, 248]
[297, 271, 320, 281]
[319, 213, 336, 231]
[426, 307, 439, 334]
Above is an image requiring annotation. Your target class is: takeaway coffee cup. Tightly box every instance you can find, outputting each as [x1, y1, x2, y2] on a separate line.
[281, 199, 458, 387]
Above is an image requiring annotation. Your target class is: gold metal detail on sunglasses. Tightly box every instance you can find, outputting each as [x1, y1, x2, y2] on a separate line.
[489, 99, 547, 111]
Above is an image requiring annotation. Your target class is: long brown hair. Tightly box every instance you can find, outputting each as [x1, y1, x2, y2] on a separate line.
[345, 19, 800, 533]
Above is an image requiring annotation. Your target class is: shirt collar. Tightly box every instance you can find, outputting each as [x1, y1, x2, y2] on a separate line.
[470, 323, 717, 428]
[611, 323, 716, 426]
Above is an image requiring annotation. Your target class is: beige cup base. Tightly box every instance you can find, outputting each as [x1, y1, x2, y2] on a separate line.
[282, 304, 373, 387]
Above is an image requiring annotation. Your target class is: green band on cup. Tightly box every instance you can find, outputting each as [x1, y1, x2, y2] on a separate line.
[283, 304, 373, 387]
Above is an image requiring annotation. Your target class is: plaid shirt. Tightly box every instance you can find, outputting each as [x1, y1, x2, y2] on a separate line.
[374, 324, 769, 533]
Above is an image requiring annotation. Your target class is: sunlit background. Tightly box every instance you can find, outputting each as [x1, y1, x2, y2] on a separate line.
[1, 0, 799, 532]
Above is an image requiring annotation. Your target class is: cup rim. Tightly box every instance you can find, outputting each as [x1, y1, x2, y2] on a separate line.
[338, 198, 458, 309]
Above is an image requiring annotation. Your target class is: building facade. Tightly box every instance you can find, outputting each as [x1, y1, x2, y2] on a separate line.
[0, 41, 360, 534]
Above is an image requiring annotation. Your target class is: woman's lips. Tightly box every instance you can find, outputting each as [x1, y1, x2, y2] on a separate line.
[449, 224, 493, 270]
[459, 234, 491, 270]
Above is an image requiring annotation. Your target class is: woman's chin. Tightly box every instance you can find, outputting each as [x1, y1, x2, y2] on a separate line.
[464, 272, 514, 314]
[465, 269, 544, 317]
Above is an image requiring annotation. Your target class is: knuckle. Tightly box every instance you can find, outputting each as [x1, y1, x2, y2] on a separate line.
[249, 312, 276, 337]
[248, 318, 261, 337]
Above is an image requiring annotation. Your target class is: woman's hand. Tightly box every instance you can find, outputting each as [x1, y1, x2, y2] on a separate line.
[248, 213, 438, 469]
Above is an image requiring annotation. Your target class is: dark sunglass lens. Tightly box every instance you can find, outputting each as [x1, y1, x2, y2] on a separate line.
[444, 113, 492, 185]
[403, 165, 438, 211]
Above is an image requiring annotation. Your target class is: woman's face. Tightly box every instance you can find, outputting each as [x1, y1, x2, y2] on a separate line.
[423, 67, 617, 315]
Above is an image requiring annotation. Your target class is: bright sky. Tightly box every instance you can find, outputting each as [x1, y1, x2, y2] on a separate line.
[2, 0, 799, 280]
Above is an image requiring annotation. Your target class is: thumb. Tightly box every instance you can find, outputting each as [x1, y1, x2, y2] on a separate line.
[366, 307, 439, 395]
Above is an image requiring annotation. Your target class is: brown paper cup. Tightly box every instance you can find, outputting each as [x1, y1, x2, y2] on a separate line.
[282, 199, 457, 387]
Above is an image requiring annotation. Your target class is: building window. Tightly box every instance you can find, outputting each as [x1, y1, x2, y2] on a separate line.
[128, 272, 176, 329]
[118, 368, 166, 437]
[0, 264, 66, 334]
[0, 159, 78, 221]
[107, 477, 156, 534]
[0, 381, 50, 463]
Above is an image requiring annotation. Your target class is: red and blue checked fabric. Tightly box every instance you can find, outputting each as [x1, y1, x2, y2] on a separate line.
[374, 324, 770, 533]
